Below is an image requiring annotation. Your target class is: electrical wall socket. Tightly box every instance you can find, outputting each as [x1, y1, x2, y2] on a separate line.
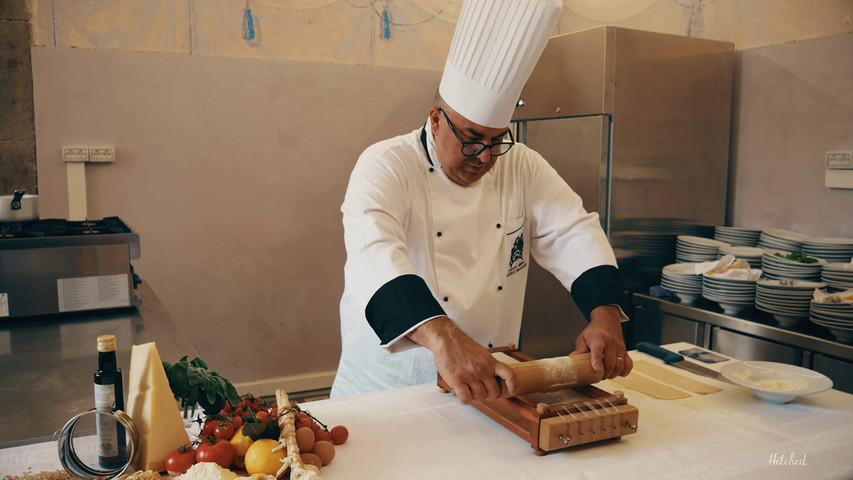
[62, 146, 89, 162]
[89, 147, 116, 163]
[826, 151, 853, 169]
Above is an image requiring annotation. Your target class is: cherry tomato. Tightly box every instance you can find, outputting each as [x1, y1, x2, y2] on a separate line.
[314, 429, 332, 443]
[330, 425, 349, 445]
[229, 414, 244, 429]
[255, 411, 270, 425]
[201, 418, 218, 436]
[196, 436, 235, 469]
[214, 420, 237, 440]
[165, 444, 196, 475]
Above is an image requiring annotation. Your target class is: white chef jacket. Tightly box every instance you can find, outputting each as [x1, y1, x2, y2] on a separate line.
[331, 120, 619, 398]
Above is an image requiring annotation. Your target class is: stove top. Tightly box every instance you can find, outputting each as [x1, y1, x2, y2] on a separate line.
[0, 217, 132, 239]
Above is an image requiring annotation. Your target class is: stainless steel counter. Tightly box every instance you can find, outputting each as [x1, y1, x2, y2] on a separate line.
[0, 283, 198, 447]
[631, 292, 853, 392]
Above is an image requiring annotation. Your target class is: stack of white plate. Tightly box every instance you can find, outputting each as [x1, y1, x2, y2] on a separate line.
[661, 263, 703, 303]
[717, 245, 765, 269]
[810, 300, 853, 343]
[714, 226, 762, 246]
[757, 228, 809, 252]
[702, 274, 757, 315]
[801, 237, 853, 263]
[821, 263, 853, 291]
[755, 279, 825, 327]
[676, 236, 730, 263]
[761, 250, 826, 281]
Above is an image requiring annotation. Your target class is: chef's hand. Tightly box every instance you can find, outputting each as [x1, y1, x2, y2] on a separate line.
[570, 305, 633, 379]
[407, 316, 516, 405]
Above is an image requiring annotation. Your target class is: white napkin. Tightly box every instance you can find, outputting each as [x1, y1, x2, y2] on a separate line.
[698, 254, 763, 280]
[813, 288, 853, 304]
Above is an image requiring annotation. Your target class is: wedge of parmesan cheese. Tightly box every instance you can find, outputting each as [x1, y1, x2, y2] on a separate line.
[126, 342, 189, 472]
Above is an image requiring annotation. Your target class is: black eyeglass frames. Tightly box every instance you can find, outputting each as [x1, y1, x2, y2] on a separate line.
[439, 109, 514, 157]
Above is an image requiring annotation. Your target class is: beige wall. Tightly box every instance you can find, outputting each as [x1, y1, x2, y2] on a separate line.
[26, 0, 853, 67]
[728, 32, 853, 237]
[32, 46, 440, 389]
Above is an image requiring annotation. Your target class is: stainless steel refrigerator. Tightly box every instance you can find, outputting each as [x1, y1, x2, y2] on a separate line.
[512, 26, 734, 358]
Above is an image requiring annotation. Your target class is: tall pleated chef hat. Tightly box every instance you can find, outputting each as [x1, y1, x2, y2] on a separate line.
[439, 0, 562, 128]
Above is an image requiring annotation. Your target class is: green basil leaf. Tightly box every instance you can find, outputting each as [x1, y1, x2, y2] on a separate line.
[243, 422, 267, 441]
[190, 357, 208, 369]
[186, 387, 199, 407]
[205, 378, 219, 405]
[187, 365, 208, 386]
[165, 363, 190, 398]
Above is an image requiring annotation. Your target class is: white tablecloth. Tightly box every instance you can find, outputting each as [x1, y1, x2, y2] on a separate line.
[2, 342, 852, 479]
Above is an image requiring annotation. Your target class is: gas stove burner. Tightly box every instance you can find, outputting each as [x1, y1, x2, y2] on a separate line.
[0, 217, 132, 239]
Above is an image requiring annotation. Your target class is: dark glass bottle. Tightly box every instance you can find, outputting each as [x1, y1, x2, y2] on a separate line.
[94, 334, 127, 469]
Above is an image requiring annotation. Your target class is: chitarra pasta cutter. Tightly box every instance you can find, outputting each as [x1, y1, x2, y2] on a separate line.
[437, 345, 639, 455]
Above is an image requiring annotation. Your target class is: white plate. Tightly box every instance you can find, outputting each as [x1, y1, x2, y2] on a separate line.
[803, 237, 853, 246]
[763, 228, 810, 242]
[720, 361, 833, 403]
[677, 236, 731, 248]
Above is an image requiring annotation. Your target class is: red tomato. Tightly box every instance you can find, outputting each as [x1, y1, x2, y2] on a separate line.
[229, 414, 243, 429]
[196, 436, 236, 468]
[330, 425, 349, 445]
[314, 429, 332, 443]
[214, 420, 237, 440]
[165, 444, 196, 475]
[201, 419, 218, 437]
[255, 411, 269, 425]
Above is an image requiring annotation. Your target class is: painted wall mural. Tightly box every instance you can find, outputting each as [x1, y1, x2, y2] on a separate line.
[27, 0, 853, 69]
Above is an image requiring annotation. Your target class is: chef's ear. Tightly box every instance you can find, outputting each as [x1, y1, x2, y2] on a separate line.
[428, 107, 442, 135]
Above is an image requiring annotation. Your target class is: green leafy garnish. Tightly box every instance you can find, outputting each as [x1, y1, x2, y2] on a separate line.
[774, 252, 818, 264]
[163, 355, 241, 415]
[241, 420, 279, 441]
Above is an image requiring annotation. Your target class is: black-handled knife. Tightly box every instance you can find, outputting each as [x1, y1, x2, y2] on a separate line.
[636, 342, 724, 381]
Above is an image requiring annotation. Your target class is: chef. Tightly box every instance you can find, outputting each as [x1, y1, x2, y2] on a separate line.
[331, 0, 633, 404]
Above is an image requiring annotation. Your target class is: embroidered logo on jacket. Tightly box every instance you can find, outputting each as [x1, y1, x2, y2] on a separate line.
[507, 233, 527, 277]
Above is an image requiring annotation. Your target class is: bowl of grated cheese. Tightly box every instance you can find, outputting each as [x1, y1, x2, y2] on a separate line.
[720, 361, 833, 403]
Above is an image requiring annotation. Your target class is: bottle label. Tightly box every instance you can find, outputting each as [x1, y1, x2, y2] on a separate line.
[94, 383, 119, 457]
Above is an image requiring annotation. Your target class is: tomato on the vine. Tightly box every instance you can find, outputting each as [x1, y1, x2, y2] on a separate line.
[330, 425, 349, 445]
[201, 418, 218, 436]
[196, 436, 236, 468]
[255, 411, 270, 425]
[165, 444, 197, 475]
[214, 420, 237, 440]
[230, 414, 244, 429]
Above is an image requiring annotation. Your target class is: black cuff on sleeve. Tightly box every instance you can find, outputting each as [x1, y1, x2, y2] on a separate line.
[570, 265, 626, 321]
[366, 274, 446, 345]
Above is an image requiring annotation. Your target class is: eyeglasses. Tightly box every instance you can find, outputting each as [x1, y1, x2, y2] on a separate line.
[439, 109, 514, 157]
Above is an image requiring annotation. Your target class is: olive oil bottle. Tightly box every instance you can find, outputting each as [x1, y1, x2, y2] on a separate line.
[94, 334, 127, 468]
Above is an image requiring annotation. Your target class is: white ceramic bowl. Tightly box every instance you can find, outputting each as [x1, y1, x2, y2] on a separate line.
[720, 361, 833, 403]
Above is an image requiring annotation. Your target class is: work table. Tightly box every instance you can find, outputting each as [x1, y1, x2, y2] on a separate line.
[2, 342, 852, 479]
[0, 283, 199, 447]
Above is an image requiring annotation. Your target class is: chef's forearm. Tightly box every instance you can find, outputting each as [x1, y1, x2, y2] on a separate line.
[406, 315, 463, 353]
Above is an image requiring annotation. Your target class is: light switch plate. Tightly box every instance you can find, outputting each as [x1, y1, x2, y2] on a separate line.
[62, 146, 89, 162]
[826, 151, 853, 169]
[89, 146, 115, 163]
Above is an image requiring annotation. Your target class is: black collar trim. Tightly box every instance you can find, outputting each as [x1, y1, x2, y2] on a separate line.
[420, 125, 434, 166]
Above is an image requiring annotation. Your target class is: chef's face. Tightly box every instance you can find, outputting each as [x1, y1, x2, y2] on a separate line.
[429, 107, 512, 187]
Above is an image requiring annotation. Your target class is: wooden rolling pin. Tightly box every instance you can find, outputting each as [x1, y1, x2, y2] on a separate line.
[498, 353, 603, 398]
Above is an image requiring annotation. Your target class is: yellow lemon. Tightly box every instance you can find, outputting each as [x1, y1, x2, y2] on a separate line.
[229, 425, 256, 469]
[244, 438, 286, 476]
